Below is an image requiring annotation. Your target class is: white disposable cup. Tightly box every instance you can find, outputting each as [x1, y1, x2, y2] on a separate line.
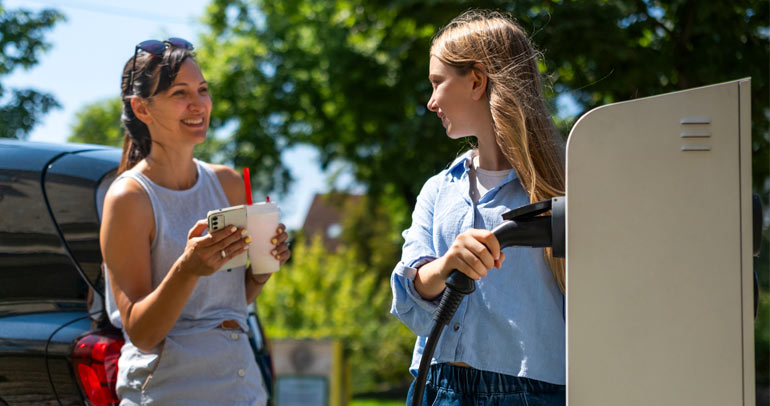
[246, 202, 280, 274]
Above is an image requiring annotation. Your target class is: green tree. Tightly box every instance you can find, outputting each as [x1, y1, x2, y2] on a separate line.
[68, 97, 123, 146]
[536, 0, 769, 196]
[198, 0, 768, 200]
[197, 0, 464, 199]
[0, 2, 63, 139]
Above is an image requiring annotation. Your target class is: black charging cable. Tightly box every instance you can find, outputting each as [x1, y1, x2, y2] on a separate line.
[411, 198, 563, 406]
[411, 270, 475, 406]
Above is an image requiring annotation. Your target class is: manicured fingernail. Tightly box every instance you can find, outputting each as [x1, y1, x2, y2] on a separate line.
[241, 229, 248, 236]
[274, 254, 280, 260]
[245, 237, 252, 243]
[271, 238, 277, 244]
[230, 226, 237, 232]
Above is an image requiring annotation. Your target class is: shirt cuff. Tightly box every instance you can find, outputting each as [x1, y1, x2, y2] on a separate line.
[394, 256, 442, 312]
[408, 256, 438, 270]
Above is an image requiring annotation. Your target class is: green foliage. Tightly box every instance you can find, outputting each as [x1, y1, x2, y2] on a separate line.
[197, 0, 469, 200]
[257, 234, 414, 393]
[0, 2, 64, 139]
[68, 97, 124, 146]
[534, 0, 769, 197]
[255, 190, 413, 392]
[197, 0, 768, 200]
[350, 399, 403, 406]
[192, 135, 227, 163]
[339, 187, 411, 281]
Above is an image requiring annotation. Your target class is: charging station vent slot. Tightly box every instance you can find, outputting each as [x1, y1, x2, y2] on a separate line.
[680, 116, 711, 151]
[681, 145, 711, 151]
[680, 116, 711, 124]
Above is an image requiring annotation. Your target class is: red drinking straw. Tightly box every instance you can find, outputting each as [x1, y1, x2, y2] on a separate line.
[243, 168, 252, 205]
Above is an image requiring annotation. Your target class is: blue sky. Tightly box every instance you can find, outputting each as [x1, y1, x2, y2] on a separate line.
[5, 0, 351, 230]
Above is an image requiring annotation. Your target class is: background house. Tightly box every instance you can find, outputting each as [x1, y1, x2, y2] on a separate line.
[301, 193, 363, 252]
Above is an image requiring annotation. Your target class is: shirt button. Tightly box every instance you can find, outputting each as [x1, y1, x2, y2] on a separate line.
[231, 333, 239, 340]
[453, 323, 460, 331]
[238, 369, 246, 377]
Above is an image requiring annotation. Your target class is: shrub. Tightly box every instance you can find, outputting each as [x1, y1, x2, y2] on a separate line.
[257, 234, 414, 393]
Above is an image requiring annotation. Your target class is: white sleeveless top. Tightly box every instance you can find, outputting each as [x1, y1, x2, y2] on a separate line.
[104, 160, 266, 405]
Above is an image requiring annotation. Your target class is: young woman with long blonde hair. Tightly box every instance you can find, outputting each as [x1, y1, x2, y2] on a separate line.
[391, 10, 566, 405]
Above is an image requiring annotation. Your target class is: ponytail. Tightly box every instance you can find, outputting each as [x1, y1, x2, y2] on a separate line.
[117, 98, 152, 174]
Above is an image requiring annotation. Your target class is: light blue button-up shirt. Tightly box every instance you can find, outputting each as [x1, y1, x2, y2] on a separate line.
[390, 150, 565, 385]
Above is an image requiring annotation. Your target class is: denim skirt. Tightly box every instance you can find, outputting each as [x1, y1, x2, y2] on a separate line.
[406, 363, 565, 406]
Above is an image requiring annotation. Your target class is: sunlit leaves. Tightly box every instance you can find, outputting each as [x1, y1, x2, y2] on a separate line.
[68, 97, 123, 147]
[0, 3, 63, 139]
[257, 234, 414, 391]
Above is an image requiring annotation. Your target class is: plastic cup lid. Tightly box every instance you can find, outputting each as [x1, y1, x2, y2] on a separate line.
[246, 201, 278, 214]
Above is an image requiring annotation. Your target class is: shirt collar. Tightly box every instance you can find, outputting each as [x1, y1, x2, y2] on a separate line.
[446, 150, 474, 180]
[445, 149, 519, 185]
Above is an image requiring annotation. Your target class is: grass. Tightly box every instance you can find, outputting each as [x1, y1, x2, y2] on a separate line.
[350, 399, 404, 406]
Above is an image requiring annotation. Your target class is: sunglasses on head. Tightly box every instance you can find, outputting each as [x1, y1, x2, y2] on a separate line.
[127, 37, 194, 94]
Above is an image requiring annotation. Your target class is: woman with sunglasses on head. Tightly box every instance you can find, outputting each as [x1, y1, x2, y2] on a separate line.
[100, 38, 290, 405]
[390, 10, 566, 406]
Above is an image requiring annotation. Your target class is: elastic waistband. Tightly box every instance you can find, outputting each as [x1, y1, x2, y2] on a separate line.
[427, 363, 564, 395]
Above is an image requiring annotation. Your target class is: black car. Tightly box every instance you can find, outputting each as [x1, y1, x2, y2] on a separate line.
[0, 140, 273, 406]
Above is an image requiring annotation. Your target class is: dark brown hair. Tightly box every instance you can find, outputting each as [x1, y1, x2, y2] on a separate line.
[117, 45, 195, 173]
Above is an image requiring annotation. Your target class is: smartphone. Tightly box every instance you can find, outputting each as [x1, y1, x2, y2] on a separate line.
[207, 204, 248, 272]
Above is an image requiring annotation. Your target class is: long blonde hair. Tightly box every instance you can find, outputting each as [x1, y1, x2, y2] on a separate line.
[432, 10, 566, 292]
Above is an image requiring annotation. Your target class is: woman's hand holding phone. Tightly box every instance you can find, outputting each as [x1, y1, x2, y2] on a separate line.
[179, 219, 250, 277]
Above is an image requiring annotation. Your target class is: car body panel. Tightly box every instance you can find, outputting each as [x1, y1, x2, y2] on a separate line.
[44, 149, 121, 289]
[0, 141, 114, 307]
[48, 315, 92, 406]
[0, 312, 88, 405]
[0, 141, 121, 405]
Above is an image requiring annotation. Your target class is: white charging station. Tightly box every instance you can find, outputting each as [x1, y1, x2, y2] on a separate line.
[566, 79, 755, 405]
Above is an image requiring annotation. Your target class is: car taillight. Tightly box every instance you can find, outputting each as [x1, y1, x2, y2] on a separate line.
[72, 332, 124, 406]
